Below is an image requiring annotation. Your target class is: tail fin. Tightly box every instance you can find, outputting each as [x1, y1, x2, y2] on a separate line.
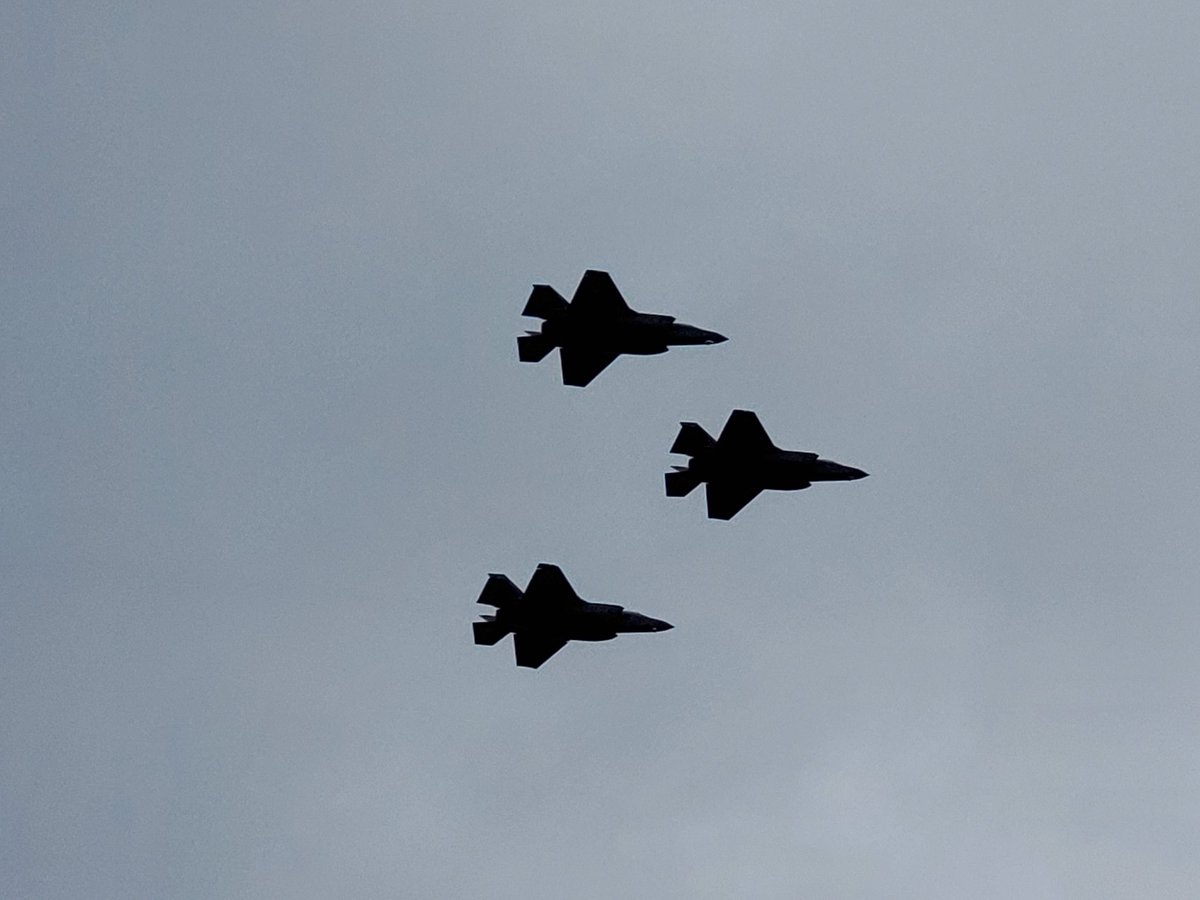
[665, 466, 702, 497]
[522, 285, 568, 319]
[518, 332, 556, 363]
[478, 574, 522, 607]
[671, 422, 715, 457]
[473, 617, 509, 646]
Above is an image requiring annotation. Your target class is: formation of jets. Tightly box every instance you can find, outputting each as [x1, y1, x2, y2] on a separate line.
[476, 269, 867, 668]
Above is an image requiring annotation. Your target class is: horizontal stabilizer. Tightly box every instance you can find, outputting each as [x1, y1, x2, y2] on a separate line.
[523, 285, 568, 318]
[518, 333, 556, 363]
[474, 619, 509, 646]
[670, 422, 715, 457]
[478, 573, 522, 607]
[665, 467, 702, 497]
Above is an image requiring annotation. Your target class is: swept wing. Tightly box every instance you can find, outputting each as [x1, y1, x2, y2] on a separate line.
[705, 479, 765, 520]
[716, 410, 776, 452]
[570, 270, 632, 317]
[514, 632, 569, 669]
[559, 345, 621, 387]
[523, 563, 584, 610]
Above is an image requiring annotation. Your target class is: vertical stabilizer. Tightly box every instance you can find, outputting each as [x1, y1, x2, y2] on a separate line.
[670, 422, 715, 457]
[522, 285, 568, 319]
[478, 574, 522, 607]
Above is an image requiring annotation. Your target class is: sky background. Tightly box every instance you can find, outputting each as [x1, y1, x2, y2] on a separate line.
[3, 3, 1199, 898]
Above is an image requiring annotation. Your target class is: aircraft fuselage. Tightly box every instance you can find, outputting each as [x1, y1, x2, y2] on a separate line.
[540, 311, 722, 356]
[688, 448, 868, 491]
[490, 599, 671, 642]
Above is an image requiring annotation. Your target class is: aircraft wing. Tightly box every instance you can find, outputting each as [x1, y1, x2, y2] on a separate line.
[523, 563, 584, 610]
[705, 479, 764, 520]
[559, 345, 620, 387]
[717, 409, 775, 452]
[570, 270, 632, 317]
[514, 632, 569, 669]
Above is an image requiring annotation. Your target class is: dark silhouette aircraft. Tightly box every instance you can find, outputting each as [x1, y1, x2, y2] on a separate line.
[666, 409, 868, 520]
[518, 269, 727, 386]
[473, 563, 673, 668]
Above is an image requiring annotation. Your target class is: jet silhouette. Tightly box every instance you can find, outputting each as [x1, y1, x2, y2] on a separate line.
[666, 409, 868, 520]
[517, 269, 727, 386]
[472, 563, 673, 668]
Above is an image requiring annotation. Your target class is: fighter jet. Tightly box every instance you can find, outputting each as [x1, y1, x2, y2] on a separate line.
[665, 409, 868, 520]
[517, 269, 727, 386]
[472, 563, 673, 669]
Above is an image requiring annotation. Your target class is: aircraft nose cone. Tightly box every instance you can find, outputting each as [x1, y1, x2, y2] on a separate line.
[847, 467, 869, 480]
[705, 331, 728, 344]
[650, 618, 674, 632]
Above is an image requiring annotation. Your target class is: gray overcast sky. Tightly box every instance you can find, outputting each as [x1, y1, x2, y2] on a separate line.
[3, 3, 1199, 898]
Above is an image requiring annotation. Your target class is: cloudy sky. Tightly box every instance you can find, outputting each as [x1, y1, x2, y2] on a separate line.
[4, 3, 1199, 898]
